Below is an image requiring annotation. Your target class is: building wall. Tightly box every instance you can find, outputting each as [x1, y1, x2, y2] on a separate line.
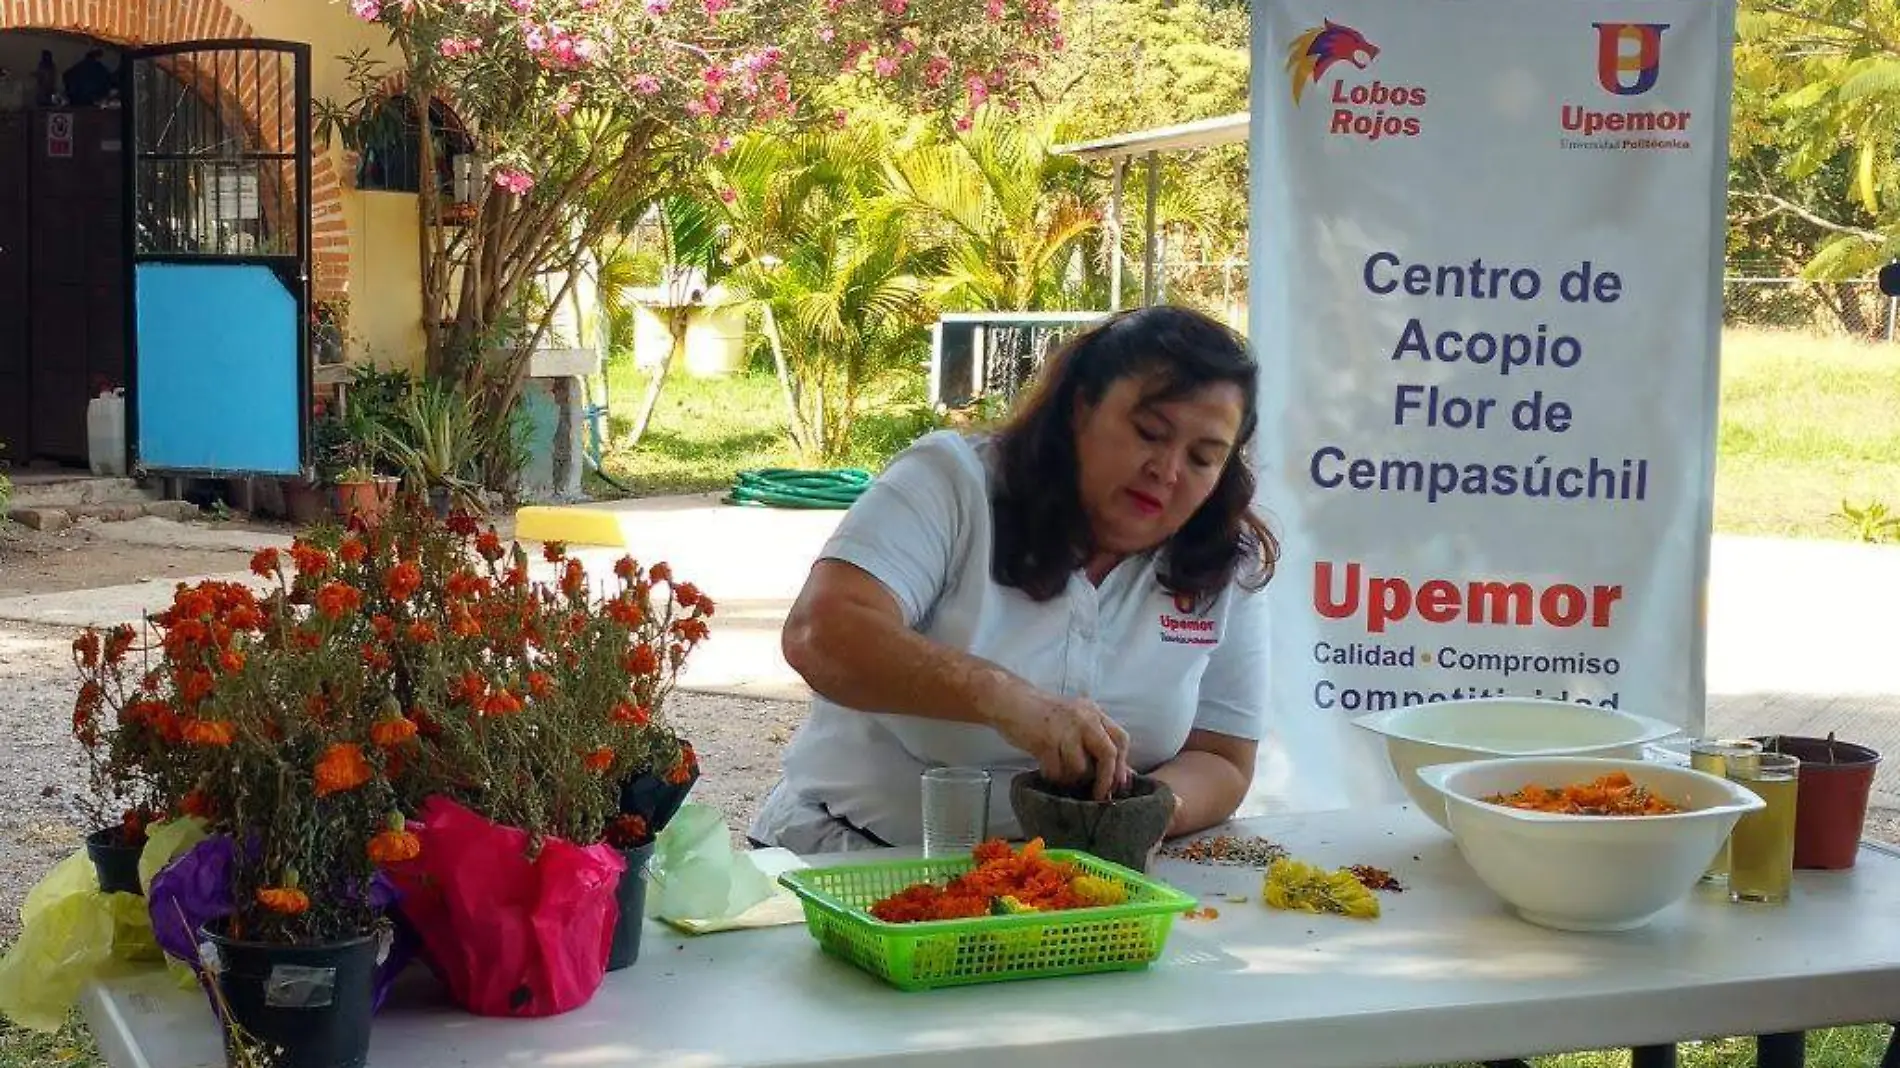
[0, 0, 427, 370]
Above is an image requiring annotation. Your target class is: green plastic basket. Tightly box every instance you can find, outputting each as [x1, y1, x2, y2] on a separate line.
[777, 850, 1196, 991]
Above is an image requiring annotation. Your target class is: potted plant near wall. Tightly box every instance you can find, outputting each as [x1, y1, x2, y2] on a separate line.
[377, 379, 483, 517]
[311, 298, 350, 368]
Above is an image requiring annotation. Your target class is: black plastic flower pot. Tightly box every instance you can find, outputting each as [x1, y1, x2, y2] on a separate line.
[85, 825, 144, 896]
[618, 766, 699, 835]
[201, 923, 380, 1068]
[606, 843, 654, 972]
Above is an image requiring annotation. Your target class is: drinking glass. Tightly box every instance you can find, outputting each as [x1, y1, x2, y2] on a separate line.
[1728, 752, 1800, 904]
[921, 767, 992, 859]
[1690, 738, 1762, 884]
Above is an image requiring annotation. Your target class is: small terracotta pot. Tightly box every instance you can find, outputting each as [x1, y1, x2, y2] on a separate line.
[1757, 735, 1881, 870]
[1009, 772, 1175, 873]
[333, 477, 399, 527]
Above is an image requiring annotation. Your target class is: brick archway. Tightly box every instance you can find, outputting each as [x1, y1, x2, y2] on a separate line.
[0, 0, 350, 302]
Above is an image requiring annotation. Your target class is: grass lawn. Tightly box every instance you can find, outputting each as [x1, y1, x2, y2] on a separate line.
[1715, 328, 1900, 541]
[597, 329, 1900, 543]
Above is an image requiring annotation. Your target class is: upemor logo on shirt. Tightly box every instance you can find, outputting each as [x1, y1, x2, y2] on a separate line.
[1159, 592, 1219, 647]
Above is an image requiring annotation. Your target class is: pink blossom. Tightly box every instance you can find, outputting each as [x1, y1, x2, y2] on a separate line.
[507, 0, 532, 12]
[817, 26, 835, 42]
[965, 73, 990, 107]
[523, 24, 549, 52]
[873, 55, 900, 78]
[632, 73, 663, 94]
[985, 0, 1005, 19]
[703, 0, 731, 17]
[438, 37, 482, 58]
[924, 55, 951, 88]
[493, 167, 535, 195]
[955, 114, 973, 132]
[711, 137, 734, 156]
[1050, 33, 1064, 50]
[882, 0, 908, 14]
[719, 187, 736, 203]
[684, 90, 723, 117]
[555, 86, 581, 116]
[702, 65, 728, 87]
[645, 0, 670, 14]
[824, 0, 847, 12]
[578, 0, 599, 8]
[833, 108, 850, 127]
[350, 0, 382, 19]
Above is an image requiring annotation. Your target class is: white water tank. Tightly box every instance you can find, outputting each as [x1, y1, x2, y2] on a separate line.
[87, 389, 126, 476]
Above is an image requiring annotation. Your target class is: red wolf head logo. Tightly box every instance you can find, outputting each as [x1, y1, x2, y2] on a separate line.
[1286, 21, 1380, 105]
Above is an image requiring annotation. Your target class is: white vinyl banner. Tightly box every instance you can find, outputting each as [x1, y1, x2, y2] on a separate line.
[1242, 0, 1737, 813]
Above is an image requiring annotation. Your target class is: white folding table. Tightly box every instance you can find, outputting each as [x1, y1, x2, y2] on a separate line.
[82, 803, 1900, 1068]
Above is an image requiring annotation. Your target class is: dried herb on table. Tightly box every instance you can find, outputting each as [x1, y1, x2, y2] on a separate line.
[1161, 834, 1290, 867]
[1262, 859, 1381, 919]
[1349, 865, 1406, 892]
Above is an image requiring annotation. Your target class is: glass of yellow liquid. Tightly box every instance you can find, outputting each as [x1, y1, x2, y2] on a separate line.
[1690, 739, 1763, 884]
[1727, 751, 1800, 904]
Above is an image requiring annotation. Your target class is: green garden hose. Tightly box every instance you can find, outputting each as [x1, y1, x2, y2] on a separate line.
[724, 468, 873, 509]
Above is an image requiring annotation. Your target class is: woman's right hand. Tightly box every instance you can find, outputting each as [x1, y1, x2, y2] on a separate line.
[989, 685, 1132, 802]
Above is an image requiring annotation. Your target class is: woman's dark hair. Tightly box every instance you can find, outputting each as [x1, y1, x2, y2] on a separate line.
[989, 304, 1279, 605]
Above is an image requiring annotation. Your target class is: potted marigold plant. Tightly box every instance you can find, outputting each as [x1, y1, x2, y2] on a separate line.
[73, 567, 415, 1068]
[279, 501, 712, 1015]
[71, 621, 176, 895]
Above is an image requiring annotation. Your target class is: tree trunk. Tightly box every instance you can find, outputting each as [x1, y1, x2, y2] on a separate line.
[627, 310, 689, 448]
[760, 304, 814, 459]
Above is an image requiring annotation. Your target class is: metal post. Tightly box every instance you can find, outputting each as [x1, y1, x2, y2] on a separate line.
[1142, 150, 1160, 307]
[1108, 158, 1126, 311]
[1886, 295, 1896, 342]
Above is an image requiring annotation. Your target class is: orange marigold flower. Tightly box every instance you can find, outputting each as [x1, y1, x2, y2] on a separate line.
[606, 596, 643, 627]
[446, 570, 483, 599]
[73, 631, 101, 668]
[339, 537, 367, 564]
[122, 697, 168, 726]
[314, 743, 371, 796]
[504, 565, 529, 590]
[217, 649, 245, 674]
[405, 620, 438, 644]
[606, 814, 650, 847]
[695, 593, 716, 618]
[543, 541, 567, 563]
[446, 511, 478, 537]
[224, 604, 265, 631]
[583, 747, 616, 773]
[256, 887, 310, 915]
[450, 608, 482, 638]
[179, 669, 216, 704]
[367, 829, 422, 865]
[475, 532, 504, 562]
[250, 548, 280, 578]
[371, 614, 397, 641]
[674, 582, 702, 608]
[180, 789, 213, 819]
[650, 562, 672, 584]
[673, 618, 711, 643]
[614, 556, 637, 581]
[612, 701, 651, 726]
[483, 690, 524, 717]
[385, 561, 423, 602]
[315, 582, 363, 620]
[562, 559, 585, 597]
[624, 645, 659, 676]
[104, 624, 136, 663]
[294, 628, 323, 650]
[527, 672, 553, 699]
[181, 719, 236, 746]
[289, 543, 331, 576]
[370, 716, 418, 747]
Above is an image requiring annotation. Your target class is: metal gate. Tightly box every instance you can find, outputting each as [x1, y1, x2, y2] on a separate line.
[124, 40, 312, 476]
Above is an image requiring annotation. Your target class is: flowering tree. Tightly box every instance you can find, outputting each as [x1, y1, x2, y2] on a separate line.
[328, 0, 1062, 485]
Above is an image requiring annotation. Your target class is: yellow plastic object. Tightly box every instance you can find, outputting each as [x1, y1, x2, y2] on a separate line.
[513, 505, 627, 548]
[0, 851, 161, 1032]
[139, 817, 207, 894]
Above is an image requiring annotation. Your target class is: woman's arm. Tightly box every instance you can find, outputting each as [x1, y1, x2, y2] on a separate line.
[782, 560, 1133, 800]
[1147, 730, 1257, 838]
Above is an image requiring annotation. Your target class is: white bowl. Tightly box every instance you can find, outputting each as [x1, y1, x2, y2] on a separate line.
[1353, 698, 1681, 830]
[1417, 756, 1765, 932]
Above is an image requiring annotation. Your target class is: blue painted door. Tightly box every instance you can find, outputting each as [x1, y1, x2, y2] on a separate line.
[125, 41, 312, 476]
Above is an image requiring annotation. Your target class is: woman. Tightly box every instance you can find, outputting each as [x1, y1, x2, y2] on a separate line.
[749, 305, 1279, 855]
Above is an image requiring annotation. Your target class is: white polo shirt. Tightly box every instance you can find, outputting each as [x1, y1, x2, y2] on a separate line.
[752, 429, 1271, 850]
